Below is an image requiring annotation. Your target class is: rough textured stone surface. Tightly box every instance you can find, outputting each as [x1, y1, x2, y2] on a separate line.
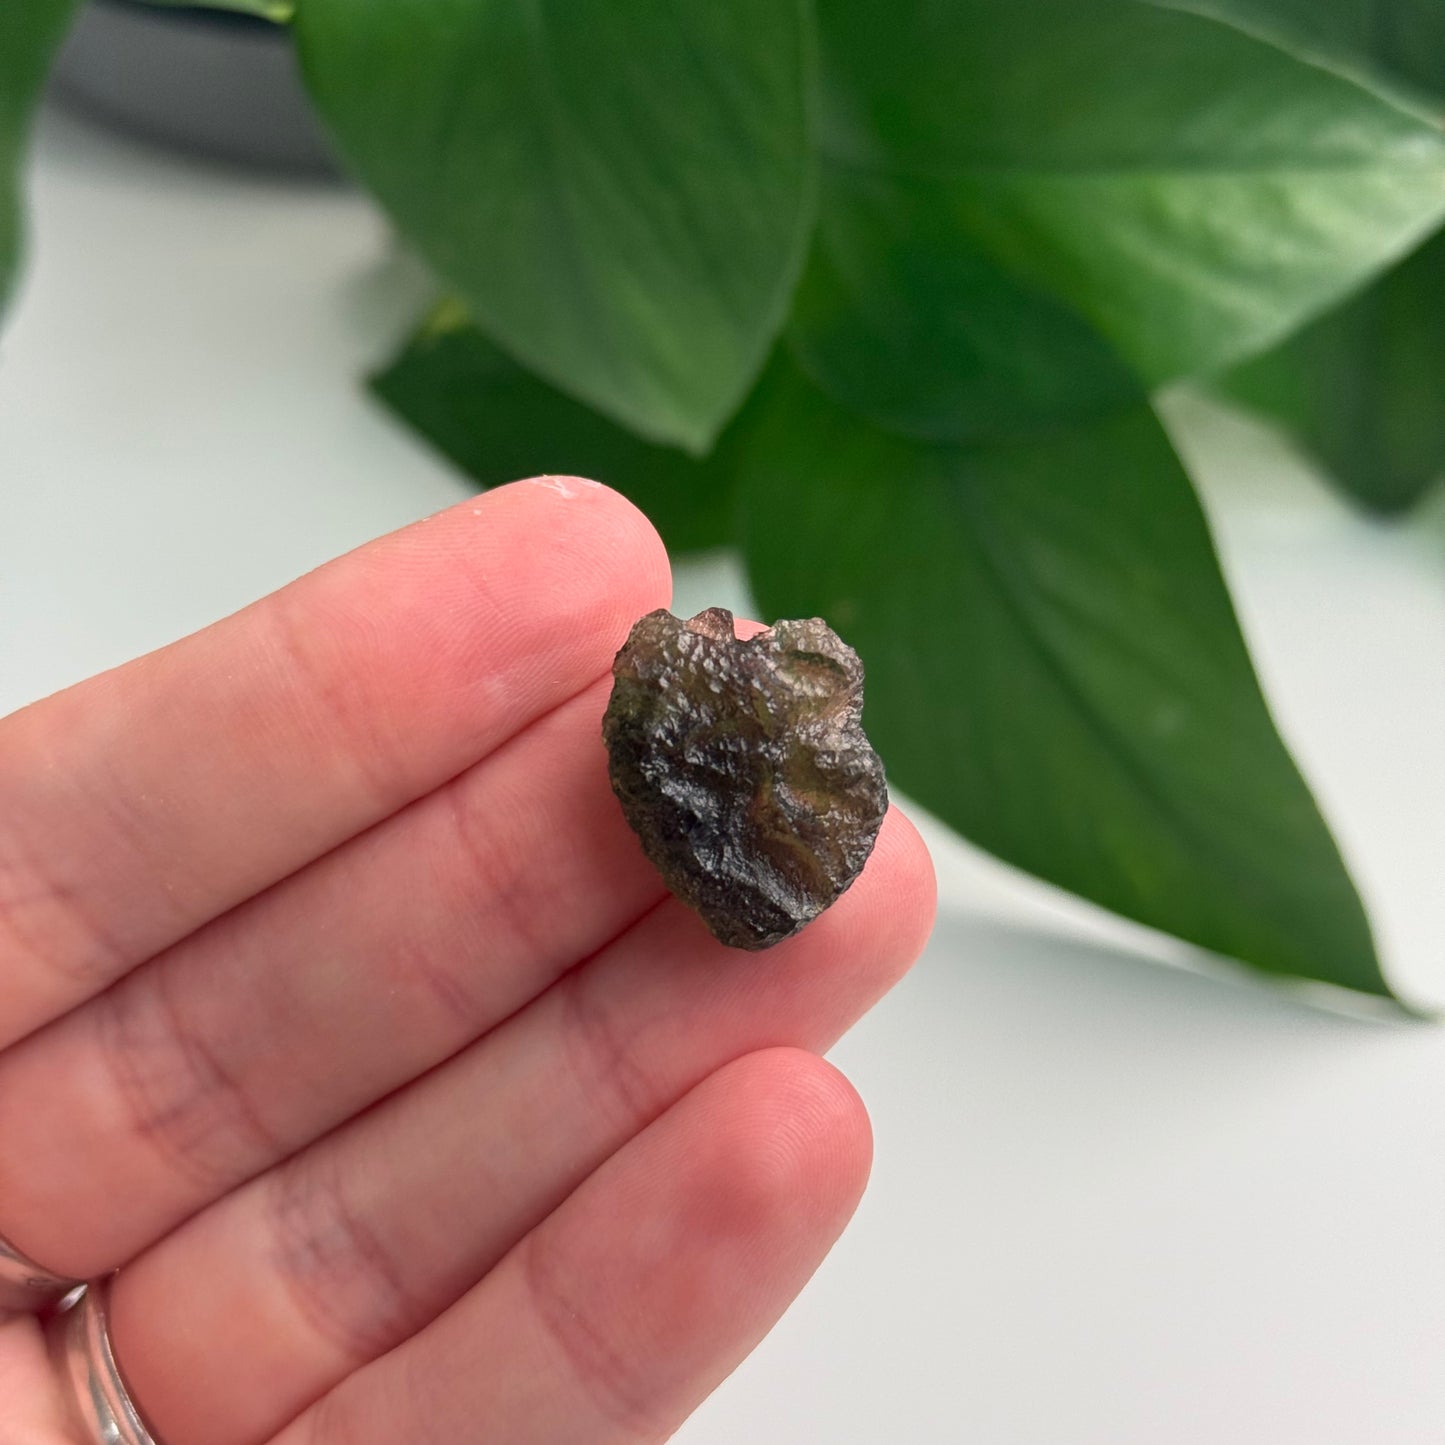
[602, 607, 888, 949]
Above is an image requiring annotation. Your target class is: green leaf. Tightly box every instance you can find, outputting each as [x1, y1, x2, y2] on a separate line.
[790, 0, 1445, 437]
[371, 306, 737, 554]
[1166, 0, 1445, 106]
[1219, 226, 1445, 513]
[787, 170, 1142, 442]
[1, 0, 77, 314]
[295, 0, 817, 453]
[133, 0, 295, 21]
[1188, 0, 1445, 514]
[740, 358, 1388, 998]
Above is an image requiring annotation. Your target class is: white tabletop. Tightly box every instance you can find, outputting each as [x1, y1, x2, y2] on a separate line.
[3, 107, 1444, 1444]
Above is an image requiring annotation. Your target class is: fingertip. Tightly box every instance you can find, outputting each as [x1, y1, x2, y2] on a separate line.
[413, 478, 672, 675]
[778, 1051, 875, 1217]
[695, 1049, 874, 1240]
[497, 473, 673, 616]
[872, 805, 939, 961]
[787, 804, 934, 998]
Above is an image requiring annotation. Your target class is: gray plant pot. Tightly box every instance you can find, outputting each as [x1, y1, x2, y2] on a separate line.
[50, 0, 338, 175]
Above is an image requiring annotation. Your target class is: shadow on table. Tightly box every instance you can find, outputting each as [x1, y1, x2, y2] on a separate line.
[840, 903, 1421, 1186]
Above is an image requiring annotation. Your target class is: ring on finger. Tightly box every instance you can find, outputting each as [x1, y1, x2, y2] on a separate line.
[47, 1279, 159, 1445]
[0, 1229, 84, 1315]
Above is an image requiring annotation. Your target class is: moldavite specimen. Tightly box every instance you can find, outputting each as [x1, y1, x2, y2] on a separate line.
[602, 607, 888, 949]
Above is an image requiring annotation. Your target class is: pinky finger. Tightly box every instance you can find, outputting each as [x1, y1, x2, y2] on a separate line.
[272, 1048, 872, 1445]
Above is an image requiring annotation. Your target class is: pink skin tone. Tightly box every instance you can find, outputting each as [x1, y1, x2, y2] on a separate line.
[0, 480, 935, 1445]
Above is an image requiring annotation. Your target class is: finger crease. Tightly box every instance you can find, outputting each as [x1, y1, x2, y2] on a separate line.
[99, 970, 284, 1193]
[266, 1156, 428, 1367]
[560, 961, 669, 1141]
[445, 782, 552, 996]
[261, 596, 400, 817]
[521, 1227, 664, 1440]
[0, 836, 128, 998]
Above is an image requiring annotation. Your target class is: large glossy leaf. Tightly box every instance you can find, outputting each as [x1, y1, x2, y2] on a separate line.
[371, 306, 737, 554]
[787, 172, 1142, 442]
[790, 0, 1445, 439]
[1170, 0, 1445, 105]
[1219, 226, 1445, 513]
[1199, 1, 1445, 512]
[1, 0, 76, 313]
[295, 0, 816, 453]
[740, 358, 1387, 997]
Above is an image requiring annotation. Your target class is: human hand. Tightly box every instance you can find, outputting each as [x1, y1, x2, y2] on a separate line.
[0, 480, 935, 1444]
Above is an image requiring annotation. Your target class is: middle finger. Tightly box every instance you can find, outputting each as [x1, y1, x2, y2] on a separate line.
[0, 673, 668, 1279]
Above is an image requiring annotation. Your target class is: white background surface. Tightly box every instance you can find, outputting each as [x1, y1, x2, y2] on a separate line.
[3, 108, 1444, 1443]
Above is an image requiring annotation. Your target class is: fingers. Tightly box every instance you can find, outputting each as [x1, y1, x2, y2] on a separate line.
[0, 674, 668, 1278]
[0, 478, 669, 1050]
[270, 1049, 872, 1445]
[101, 811, 932, 1445]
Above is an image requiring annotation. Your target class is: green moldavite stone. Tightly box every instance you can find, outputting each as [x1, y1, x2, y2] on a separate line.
[602, 607, 888, 949]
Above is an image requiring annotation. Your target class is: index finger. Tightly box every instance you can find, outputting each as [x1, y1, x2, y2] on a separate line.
[0, 477, 670, 1050]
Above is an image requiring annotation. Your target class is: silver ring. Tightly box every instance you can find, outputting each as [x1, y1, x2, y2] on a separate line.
[47, 1280, 159, 1445]
[0, 1228, 85, 1314]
